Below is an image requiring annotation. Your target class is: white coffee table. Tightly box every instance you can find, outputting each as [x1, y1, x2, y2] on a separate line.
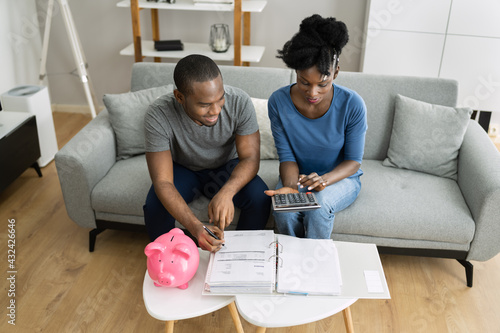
[236, 295, 357, 333]
[235, 241, 390, 332]
[143, 248, 244, 333]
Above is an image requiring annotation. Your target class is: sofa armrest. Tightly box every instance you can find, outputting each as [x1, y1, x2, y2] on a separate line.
[458, 120, 500, 261]
[55, 110, 117, 229]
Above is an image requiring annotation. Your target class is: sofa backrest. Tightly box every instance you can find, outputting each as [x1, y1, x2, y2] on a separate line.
[131, 63, 295, 99]
[131, 63, 459, 161]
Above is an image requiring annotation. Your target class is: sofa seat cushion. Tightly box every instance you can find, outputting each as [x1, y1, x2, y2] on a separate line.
[92, 155, 151, 217]
[91, 156, 280, 225]
[334, 159, 475, 246]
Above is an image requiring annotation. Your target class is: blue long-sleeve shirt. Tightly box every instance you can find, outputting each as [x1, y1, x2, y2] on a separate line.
[268, 83, 367, 177]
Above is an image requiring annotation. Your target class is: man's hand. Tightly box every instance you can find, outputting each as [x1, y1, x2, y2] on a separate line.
[298, 172, 328, 192]
[264, 186, 299, 196]
[194, 224, 225, 253]
[208, 190, 235, 231]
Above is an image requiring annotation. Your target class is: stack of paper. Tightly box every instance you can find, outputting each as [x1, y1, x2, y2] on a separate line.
[204, 230, 276, 294]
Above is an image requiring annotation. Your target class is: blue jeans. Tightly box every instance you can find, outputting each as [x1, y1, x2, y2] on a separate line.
[143, 159, 271, 241]
[273, 176, 361, 239]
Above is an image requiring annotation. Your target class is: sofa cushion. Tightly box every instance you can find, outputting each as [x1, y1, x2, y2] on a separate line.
[382, 94, 472, 180]
[334, 160, 475, 247]
[91, 155, 279, 227]
[91, 155, 152, 217]
[103, 84, 174, 160]
[251, 97, 278, 160]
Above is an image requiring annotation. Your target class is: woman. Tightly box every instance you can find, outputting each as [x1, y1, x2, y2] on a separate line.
[265, 15, 367, 239]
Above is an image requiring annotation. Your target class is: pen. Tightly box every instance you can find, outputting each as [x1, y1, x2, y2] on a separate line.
[203, 225, 225, 246]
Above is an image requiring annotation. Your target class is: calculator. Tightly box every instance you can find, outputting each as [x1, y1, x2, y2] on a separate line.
[271, 192, 321, 213]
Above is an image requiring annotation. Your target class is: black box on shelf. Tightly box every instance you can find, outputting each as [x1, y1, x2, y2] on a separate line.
[154, 40, 184, 51]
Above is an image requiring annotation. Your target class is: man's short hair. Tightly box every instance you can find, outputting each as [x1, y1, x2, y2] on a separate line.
[174, 54, 222, 96]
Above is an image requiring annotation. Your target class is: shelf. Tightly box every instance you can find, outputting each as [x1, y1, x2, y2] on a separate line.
[118, 0, 266, 65]
[116, 0, 267, 12]
[120, 40, 265, 62]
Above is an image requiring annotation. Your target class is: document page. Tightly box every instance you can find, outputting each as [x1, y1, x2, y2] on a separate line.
[276, 234, 342, 295]
[207, 230, 276, 286]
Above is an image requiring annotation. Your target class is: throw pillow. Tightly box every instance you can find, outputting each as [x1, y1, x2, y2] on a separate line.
[251, 97, 278, 160]
[382, 94, 472, 180]
[103, 84, 174, 160]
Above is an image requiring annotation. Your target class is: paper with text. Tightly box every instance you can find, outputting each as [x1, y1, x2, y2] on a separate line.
[206, 230, 275, 290]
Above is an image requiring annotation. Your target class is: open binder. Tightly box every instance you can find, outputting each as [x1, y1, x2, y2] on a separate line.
[204, 230, 342, 295]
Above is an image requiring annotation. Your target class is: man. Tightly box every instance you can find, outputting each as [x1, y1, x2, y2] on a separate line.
[143, 54, 271, 252]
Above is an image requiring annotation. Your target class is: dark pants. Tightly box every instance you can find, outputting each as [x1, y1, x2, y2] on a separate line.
[143, 159, 271, 241]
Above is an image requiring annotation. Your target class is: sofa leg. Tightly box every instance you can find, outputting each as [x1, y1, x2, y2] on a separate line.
[457, 259, 473, 287]
[89, 228, 106, 252]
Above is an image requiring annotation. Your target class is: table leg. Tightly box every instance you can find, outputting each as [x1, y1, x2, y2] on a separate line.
[32, 162, 42, 177]
[165, 320, 174, 333]
[227, 301, 244, 333]
[256, 327, 266, 333]
[342, 306, 355, 333]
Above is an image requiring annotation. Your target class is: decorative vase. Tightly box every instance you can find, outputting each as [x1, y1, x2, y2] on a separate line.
[209, 23, 231, 53]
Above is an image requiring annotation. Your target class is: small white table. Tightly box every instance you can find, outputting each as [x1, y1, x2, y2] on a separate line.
[236, 295, 357, 333]
[143, 248, 244, 333]
[235, 241, 390, 332]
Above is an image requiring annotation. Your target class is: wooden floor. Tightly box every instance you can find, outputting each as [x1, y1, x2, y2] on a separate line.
[1, 112, 500, 333]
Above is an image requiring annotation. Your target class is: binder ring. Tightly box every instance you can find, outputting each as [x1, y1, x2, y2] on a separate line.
[269, 240, 283, 253]
[268, 254, 283, 268]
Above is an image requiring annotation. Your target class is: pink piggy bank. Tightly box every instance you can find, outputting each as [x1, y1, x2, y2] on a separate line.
[145, 228, 200, 289]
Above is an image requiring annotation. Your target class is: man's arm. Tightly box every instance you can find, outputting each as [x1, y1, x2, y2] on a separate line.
[208, 130, 261, 229]
[146, 150, 224, 251]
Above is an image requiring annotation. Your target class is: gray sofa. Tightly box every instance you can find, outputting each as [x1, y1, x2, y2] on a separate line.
[56, 62, 500, 287]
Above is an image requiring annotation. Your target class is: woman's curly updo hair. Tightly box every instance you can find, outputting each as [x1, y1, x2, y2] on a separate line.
[277, 14, 349, 77]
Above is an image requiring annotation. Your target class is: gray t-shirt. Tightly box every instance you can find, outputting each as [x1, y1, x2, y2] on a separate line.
[144, 85, 259, 171]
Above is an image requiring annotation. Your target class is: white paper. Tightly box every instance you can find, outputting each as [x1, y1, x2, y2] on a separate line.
[276, 234, 342, 295]
[364, 270, 384, 293]
[208, 230, 275, 285]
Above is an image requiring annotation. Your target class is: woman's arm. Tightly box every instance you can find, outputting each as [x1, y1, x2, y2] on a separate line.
[298, 160, 360, 191]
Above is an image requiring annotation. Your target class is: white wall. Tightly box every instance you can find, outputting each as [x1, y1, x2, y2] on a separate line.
[35, 0, 368, 107]
[0, 0, 42, 101]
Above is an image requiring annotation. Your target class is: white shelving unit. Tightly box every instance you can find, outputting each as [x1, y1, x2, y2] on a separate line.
[117, 0, 267, 12]
[119, 41, 265, 63]
[117, 0, 267, 65]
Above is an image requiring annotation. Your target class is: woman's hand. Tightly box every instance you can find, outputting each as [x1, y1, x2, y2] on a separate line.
[264, 186, 299, 196]
[298, 172, 328, 192]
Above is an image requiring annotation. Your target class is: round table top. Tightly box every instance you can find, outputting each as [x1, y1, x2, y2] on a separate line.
[235, 294, 357, 328]
[143, 248, 235, 321]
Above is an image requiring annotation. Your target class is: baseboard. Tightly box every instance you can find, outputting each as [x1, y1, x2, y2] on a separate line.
[51, 104, 104, 115]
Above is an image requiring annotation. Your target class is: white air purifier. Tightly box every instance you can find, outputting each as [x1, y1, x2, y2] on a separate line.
[1, 85, 58, 167]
